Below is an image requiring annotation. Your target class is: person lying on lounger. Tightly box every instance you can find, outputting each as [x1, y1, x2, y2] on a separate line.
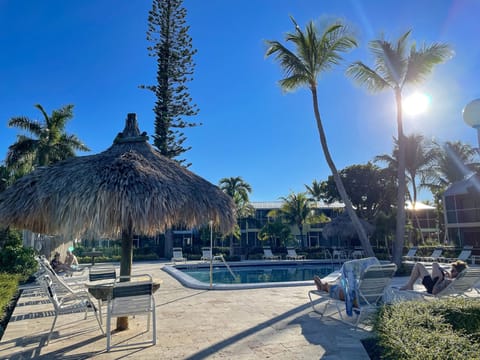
[50, 252, 75, 273]
[314, 275, 346, 300]
[313, 257, 380, 307]
[399, 260, 467, 295]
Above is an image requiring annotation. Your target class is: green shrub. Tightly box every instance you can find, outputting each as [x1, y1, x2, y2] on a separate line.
[374, 298, 480, 359]
[0, 245, 37, 281]
[0, 273, 20, 339]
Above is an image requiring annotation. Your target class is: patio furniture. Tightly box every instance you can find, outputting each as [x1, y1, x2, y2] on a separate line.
[106, 274, 156, 351]
[171, 247, 187, 263]
[350, 248, 365, 259]
[417, 248, 443, 262]
[86, 278, 161, 302]
[332, 249, 348, 261]
[438, 245, 473, 263]
[286, 247, 306, 260]
[387, 266, 480, 302]
[262, 247, 281, 260]
[36, 256, 87, 294]
[309, 262, 397, 327]
[83, 251, 103, 265]
[200, 247, 222, 262]
[88, 265, 117, 323]
[37, 274, 104, 345]
[402, 247, 418, 261]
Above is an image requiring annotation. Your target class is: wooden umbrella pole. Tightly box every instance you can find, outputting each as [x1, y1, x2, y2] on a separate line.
[117, 225, 133, 331]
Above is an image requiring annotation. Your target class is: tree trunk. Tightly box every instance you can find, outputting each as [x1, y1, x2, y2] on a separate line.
[117, 222, 133, 330]
[393, 89, 407, 267]
[310, 87, 374, 257]
[164, 228, 174, 258]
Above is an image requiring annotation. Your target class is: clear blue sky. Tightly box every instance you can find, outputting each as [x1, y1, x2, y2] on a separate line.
[1, 1, 479, 202]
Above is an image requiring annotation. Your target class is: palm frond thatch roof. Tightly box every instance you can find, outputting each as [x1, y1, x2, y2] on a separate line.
[322, 212, 374, 240]
[0, 114, 236, 238]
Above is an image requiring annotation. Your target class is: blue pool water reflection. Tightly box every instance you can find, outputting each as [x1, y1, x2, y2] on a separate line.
[179, 263, 341, 285]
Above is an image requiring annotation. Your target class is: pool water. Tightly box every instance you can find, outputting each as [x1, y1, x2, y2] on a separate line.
[180, 263, 341, 285]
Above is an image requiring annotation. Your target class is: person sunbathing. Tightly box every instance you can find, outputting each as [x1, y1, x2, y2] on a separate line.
[399, 260, 467, 295]
[314, 275, 346, 300]
[64, 249, 79, 268]
[50, 252, 74, 273]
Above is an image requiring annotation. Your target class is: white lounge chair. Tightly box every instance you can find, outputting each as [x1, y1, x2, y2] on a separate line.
[200, 247, 222, 262]
[171, 247, 187, 263]
[402, 247, 418, 261]
[438, 246, 473, 263]
[106, 274, 156, 351]
[350, 248, 365, 259]
[309, 261, 397, 327]
[286, 247, 306, 260]
[332, 249, 348, 261]
[38, 274, 104, 345]
[263, 247, 281, 260]
[387, 266, 480, 302]
[417, 248, 443, 262]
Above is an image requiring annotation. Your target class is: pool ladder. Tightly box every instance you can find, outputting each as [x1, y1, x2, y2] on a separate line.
[217, 254, 238, 280]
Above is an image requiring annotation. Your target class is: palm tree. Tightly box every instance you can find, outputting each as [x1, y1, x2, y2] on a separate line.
[276, 192, 312, 248]
[219, 176, 253, 252]
[423, 141, 480, 194]
[375, 134, 436, 207]
[265, 17, 374, 257]
[305, 180, 323, 201]
[0, 165, 11, 193]
[376, 134, 436, 244]
[347, 30, 452, 265]
[6, 104, 90, 172]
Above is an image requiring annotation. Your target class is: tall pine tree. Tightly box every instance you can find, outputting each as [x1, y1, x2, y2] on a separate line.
[141, 0, 199, 165]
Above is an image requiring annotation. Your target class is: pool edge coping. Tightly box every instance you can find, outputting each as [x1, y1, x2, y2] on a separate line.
[162, 260, 340, 290]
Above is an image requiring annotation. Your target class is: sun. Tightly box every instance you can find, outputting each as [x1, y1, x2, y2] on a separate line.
[403, 92, 431, 116]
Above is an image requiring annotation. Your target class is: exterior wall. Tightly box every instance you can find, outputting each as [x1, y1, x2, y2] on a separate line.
[23, 230, 74, 260]
[444, 191, 480, 249]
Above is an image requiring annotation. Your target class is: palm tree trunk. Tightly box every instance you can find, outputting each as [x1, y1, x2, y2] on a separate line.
[299, 224, 304, 247]
[393, 89, 407, 266]
[310, 87, 374, 257]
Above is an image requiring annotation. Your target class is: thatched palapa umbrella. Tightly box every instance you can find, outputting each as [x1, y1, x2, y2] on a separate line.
[322, 212, 374, 247]
[0, 113, 236, 329]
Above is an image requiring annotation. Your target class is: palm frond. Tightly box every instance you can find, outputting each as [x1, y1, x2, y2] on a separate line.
[369, 39, 407, 86]
[346, 62, 391, 92]
[404, 43, 453, 85]
[395, 30, 412, 58]
[316, 23, 357, 73]
[265, 40, 309, 89]
[8, 117, 42, 135]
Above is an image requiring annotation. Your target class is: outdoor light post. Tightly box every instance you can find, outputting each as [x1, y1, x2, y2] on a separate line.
[209, 220, 213, 289]
[463, 98, 480, 150]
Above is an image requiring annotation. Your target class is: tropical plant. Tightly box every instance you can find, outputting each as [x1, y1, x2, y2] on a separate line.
[423, 140, 480, 195]
[0, 165, 11, 193]
[265, 17, 374, 257]
[268, 192, 314, 247]
[305, 180, 324, 201]
[258, 219, 293, 248]
[376, 134, 437, 243]
[375, 133, 436, 207]
[320, 162, 397, 221]
[6, 104, 89, 172]
[140, 0, 200, 166]
[219, 177, 253, 252]
[347, 30, 452, 266]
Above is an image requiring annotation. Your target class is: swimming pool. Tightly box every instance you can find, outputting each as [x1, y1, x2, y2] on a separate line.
[163, 260, 342, 290]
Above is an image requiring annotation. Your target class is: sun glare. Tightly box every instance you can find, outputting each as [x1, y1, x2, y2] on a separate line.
[403, 92, 431, 116]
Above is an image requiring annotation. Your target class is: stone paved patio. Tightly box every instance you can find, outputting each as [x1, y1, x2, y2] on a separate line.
[0, 261, 383, 359]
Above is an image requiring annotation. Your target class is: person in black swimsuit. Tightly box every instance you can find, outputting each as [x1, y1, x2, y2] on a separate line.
[400, 260, 467, 294]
